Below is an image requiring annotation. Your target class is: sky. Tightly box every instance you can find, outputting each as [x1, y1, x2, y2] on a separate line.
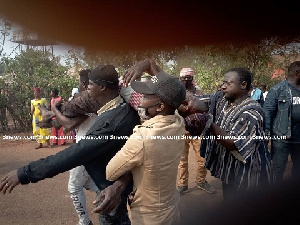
[1, 21, 76, 65]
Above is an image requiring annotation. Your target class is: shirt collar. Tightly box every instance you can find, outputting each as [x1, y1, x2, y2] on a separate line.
[141, 112, 177, 128]
[97, 95, 123, 116]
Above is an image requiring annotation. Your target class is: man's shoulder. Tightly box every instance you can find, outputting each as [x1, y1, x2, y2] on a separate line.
[87, 103, 139, 135]
[270, 80, 287, 91]
[113, 102, 137, 115]
[102, 102, 139, 124]
[240, 98, 264, 114]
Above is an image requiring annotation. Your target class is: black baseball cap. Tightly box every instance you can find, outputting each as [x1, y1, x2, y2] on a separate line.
[131, 71, 186, 108]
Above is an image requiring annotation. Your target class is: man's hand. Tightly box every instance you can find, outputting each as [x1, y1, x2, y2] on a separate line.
[53, 100, 62, 110]
[92, 183, 122, 214]
[123, 59, 151, 87]
[0, 170, 21, 195]
[93, 172, 132, 214]
[123, 58, 162, 87]
[38, 105, 55, 121]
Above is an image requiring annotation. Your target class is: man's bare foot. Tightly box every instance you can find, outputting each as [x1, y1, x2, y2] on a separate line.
[38, 105, 55, 121]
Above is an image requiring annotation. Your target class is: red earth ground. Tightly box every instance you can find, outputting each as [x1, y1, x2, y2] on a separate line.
[0, 132, 292, 225]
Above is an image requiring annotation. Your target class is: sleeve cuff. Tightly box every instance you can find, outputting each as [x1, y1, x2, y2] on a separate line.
[17, 166, 30, 184]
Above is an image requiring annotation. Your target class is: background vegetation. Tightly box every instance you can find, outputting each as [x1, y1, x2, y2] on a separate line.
[1, 38, 299, 132]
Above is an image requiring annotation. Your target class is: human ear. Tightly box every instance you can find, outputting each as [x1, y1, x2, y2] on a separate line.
[156, 102, 165, 112]
[100, 85, 106, 91]
[241, 81, 247, 90]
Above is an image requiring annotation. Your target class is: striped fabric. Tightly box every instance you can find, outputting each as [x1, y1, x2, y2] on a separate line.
[184, 113, 212, 137]
[205, 97, 271, 190]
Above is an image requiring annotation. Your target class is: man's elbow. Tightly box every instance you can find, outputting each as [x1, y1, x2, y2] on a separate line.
[106, 172, 116, 181]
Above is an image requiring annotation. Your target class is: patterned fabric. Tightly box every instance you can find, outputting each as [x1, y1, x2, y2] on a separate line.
[184, 113, 212, 137]
[205, 97, 271, 190]
[128, 91, 143, 111]
[118, 79, 143, 111]
[180, 68, 194, 77]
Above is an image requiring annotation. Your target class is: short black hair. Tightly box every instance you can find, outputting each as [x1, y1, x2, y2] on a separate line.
[260, 84, 267, 89]
[227, 67, 252, 91]
[51, 88, 59, 96]
[288, 61, 300, 74]
[79, 69, 91, 84]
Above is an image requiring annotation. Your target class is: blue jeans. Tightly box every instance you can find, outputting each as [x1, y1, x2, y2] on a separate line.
[271, 140, 300, 184]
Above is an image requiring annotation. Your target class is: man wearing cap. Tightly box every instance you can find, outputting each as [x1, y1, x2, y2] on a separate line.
[61, 69, 100, 225]
[36, 73, 142, 130]
[94, 60, 187, 225]
[0, 65, 140, 225]
[179, 68, 203, 95]
[177, 68, 215, 195]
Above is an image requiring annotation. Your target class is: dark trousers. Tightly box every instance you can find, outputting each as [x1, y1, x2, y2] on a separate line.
[97, 191, 131, 225]
[222, 182, 245, 203]
[271, 140, 300, 184]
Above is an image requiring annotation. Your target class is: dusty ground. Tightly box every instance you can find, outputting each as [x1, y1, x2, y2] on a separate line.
[0, 132, 291, 225]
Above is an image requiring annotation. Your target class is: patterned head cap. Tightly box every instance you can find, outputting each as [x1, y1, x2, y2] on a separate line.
[180, 68, 194, 77]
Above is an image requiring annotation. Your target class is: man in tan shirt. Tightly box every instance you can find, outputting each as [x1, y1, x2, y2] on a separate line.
[94, 59, 186, 225]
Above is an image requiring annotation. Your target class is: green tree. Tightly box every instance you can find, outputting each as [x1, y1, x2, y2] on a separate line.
[1, 49, 76, 132]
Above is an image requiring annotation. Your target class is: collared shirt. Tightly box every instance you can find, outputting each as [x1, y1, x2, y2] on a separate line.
[97, 95, 123, 115]
[106, 112, 185, 225]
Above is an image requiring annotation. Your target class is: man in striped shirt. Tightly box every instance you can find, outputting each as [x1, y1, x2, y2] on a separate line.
[203, 68, 271, 201]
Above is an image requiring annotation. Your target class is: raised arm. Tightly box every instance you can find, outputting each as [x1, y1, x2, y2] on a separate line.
[122, 58, 162, 87]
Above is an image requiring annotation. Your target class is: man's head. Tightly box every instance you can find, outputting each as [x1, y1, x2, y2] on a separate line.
[87, 65, 119, 101]
[260, 84, 267, 93]
[50, 88, 59, 98]
[79, 69, 91, 92]
[287, 61, 300, 82]
[221, 68, 252, 102]
[180, 68, 194, 89]
[131, 71, 186, 120]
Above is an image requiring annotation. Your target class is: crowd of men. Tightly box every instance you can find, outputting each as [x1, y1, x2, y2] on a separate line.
[1, 59, 299, 225]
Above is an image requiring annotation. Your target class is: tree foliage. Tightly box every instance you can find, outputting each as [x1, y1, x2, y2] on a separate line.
[0, 49, 76, 132]
[1, 38, 297, 132]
